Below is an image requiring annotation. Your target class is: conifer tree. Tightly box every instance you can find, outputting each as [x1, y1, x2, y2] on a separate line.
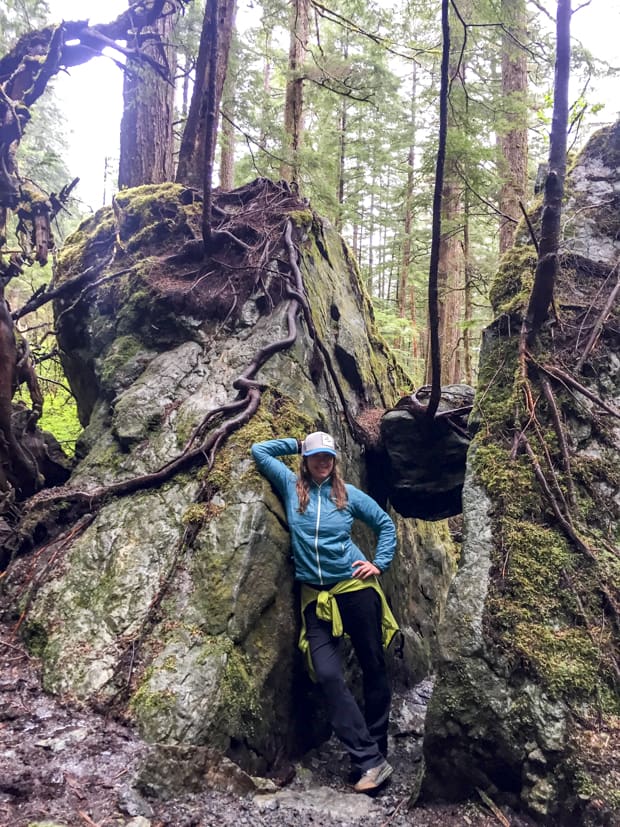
[119, 8, 177, 188]
[498, 0, 528, 253]
[176, 0, 236, 192]
[281, 0, 310, 181]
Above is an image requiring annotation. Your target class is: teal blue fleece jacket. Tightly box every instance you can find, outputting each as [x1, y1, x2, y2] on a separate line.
[251, 438, 397, 585]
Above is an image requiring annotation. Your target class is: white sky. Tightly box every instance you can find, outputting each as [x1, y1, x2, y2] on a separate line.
[46, 0, 619, 212]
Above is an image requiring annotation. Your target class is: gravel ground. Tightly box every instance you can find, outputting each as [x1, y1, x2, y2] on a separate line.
[0, 622, 534, 827]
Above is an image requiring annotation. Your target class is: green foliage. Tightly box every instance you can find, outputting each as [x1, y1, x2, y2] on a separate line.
[0, 0, 49, 44]
[15, 353, 81, 454]
[37, 381, 81, 453]
[373, 301, 424, 382]
[17, 93, 72, 205]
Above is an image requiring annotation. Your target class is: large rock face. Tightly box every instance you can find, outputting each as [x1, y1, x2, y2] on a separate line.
[20, 180, 454, 778]
[423, 123, 619, 824]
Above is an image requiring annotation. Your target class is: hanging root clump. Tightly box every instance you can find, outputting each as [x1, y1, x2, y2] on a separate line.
[32, 180, 314, 507]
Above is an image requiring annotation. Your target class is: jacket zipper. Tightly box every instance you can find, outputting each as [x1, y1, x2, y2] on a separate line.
[314, 482, 324, 584]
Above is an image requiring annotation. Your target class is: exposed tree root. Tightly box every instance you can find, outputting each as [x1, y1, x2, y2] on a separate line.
[538, 373, 576, 508]
[520, 434, 590, 558]
[6, 186, 362, 674]
[538, 362, 620, 420]
[576, 267, 619, 372]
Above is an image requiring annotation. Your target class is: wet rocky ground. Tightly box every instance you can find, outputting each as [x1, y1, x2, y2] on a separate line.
[0, 625, 534, 827]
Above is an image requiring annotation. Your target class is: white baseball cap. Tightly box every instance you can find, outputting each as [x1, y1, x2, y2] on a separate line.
[302, 431, 337, 457]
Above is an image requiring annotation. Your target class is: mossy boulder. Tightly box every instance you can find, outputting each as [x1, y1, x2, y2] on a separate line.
[23, 180, 454, 785]
[422, 123, 620, 824]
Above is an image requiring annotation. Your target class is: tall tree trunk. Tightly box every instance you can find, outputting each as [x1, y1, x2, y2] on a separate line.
[498, 0, 528, 254]
[202, 0, 222, 243]
[397, 64, 417, 352]
[428, 0, 469, 388]
[259, 31, 273, 146]
[336, 99, 347, 233]
[176, 0, 236, 190]
[425, 0, 450, 417]
[219, 55, 237, 192]
[381, 214, 390, 301]
[409, 281, 419, 361]
[118, 10, 176, 189]
[434, 178, 464, 385]
[181, 54, 191, 118]
[335, 32, 350, 233]
[463, 190, 473, 384]
[219, 103, 235, 191]
[524, 0, 571, 342]
[368, 184, 376, 293]
[280, 0, 309, 182]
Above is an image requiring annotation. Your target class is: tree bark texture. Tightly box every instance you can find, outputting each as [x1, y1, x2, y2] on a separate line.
[219, 61, 237, 191]
[427, 0, 467, 390]
[434, 178, 464, 385]
[219, 106, 235, 191]
[499, 0, 528, 254]
[525, 0, 571, 342]
[203, 0, 221, 245]
[220, 40, 239, 192]
[425, 0, 451, 418]
[118, 11, 177, 189]
[397, 64, 417, 356]
[259, 31, 273, 146]
[463, 191, 473, 384]
[336, 98, 347, 232]
[280, 0, 310, 182]
[335, 31, 350, 232]
[176, 0, 236, 190]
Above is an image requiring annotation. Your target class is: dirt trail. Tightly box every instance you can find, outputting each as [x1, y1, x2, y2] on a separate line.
[0, 623, 533, 827]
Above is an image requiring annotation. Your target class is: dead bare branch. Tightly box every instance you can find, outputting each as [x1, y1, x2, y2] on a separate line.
[575, 268, 620, 371]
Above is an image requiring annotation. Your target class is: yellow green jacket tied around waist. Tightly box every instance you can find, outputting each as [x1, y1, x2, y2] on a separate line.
[299, 578, 401, 681]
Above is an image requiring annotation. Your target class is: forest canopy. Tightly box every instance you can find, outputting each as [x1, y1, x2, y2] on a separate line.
[0, 0, 617, 501]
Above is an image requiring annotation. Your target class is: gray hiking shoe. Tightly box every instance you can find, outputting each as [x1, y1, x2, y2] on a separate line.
[353, 759, 393, 792]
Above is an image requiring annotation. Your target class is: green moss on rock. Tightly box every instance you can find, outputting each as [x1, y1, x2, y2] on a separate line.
[55, 207, 115, 280]
[287, 208, 313, 228]
[182, 503, 209, 526]
[130, 681, 177, 725]
[489, 246, 537, 316]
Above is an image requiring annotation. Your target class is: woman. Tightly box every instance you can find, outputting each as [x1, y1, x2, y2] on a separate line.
[251, 430, 398, 793]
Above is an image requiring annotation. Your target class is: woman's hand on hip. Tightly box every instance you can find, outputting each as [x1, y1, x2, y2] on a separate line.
[352, 559, 380, 579]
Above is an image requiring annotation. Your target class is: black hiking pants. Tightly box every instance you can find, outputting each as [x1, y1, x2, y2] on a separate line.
[303, 587, 390, 772]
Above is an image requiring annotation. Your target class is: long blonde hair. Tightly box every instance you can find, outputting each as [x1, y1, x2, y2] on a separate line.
[296, 458, 348, 513]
